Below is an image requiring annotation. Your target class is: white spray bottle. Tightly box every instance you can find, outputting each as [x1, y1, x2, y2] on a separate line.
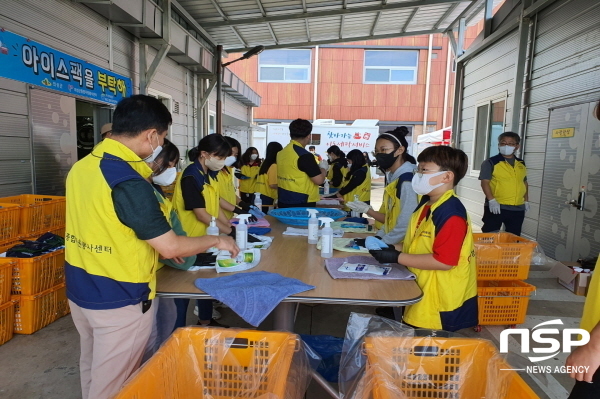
[307, 209, 319, 245]
[351, 194, 360, 218]
[236, 214, 251, 250]
[254, 192, 262, 209]
[207, 216, 219, 236]
[318, 217, 334, 258]
[323, 178, 330, 195]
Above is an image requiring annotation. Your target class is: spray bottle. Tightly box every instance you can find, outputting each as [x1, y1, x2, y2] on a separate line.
[254, 192, 262, 209]
[307, 209, 319, 245]
[236, 214, 251, 250]
[318, 217, 334, 258]
[323, 178, 330, 195]
[351, 194, 360, 218]
[207, 216, 219, 236]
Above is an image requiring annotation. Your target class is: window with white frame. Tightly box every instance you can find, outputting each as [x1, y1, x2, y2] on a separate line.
[147, 88, 173, 137]
[471, 98, 507, 171]
[364, 50, 418, 84]
[258, 49, 311, 83]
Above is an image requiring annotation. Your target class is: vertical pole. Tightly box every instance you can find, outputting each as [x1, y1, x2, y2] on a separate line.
[216, 45, 223, 135]
[457, 18, 466, 56]
[312, 45, 319, 122]
[422, 34, 433, 136]
[140, 43, 147, 94]
[442, 36, 452, 128]
[484, 0, 494, 38]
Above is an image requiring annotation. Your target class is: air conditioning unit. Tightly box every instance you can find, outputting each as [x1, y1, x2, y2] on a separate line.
[313, 119, 336, 126]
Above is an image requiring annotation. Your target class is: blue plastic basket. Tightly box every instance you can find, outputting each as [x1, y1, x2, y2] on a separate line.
[319, 187, 339, 195]
[268, 208, 347, 226]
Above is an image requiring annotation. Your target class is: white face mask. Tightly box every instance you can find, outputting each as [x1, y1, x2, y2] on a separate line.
[411, 171, 447, 196]
[205, 156, 226, 171]
[499, 145, 516, 156]
[250, 154, 258, 161]
[143, 133, 162, 163]
[153, 167, 177, 186]
[347, 163, 352, 168]
[224, 156, 237, 167]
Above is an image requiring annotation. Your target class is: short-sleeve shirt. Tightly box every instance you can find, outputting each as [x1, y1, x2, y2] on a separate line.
[417, 206, 467, 267]
[479, 156, 527, 211]
[297, 154, 322, 178]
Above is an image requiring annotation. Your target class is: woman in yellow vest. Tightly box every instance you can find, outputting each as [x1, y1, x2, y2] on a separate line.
[369, 146, 478, 332]
[255, 141, 283, 213]
[325, 145, 348, 188]
[217, 137, 254, 220]
[239, 147, 261, 203]
[347, 127, 418, 245]
[329, 149, 371, 216]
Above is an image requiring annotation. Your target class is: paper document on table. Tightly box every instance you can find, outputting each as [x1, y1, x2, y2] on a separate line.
[325, 256, 416, 280]
[187, 265, 215, 271]
[284, 227, 344, 237]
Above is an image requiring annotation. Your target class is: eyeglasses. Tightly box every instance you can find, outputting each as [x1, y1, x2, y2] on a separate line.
[413, 168, 444, 177]
[499, 142, 518, 146]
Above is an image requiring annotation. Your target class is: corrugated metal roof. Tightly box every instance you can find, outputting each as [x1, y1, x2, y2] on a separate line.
[178, 0, 503, 52]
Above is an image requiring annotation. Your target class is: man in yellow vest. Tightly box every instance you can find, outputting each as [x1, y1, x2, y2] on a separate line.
[65, 95, 238, 399]
[479, 132, 529, 236]
[277, 119, 328, 208]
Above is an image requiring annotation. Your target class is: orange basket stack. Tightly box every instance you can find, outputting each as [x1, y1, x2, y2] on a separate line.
[0, 260, 16, 345]
[0, 194, 69, 335]
[474, 233, 537, 331]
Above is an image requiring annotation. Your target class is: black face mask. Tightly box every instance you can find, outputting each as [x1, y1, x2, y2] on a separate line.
[375, 152, 399, 170]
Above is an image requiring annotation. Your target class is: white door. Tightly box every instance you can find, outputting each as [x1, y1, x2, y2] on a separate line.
[537, 102, 600, 261]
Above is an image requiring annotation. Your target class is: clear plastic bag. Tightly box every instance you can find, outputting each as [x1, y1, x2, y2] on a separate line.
[115, 327, 318, 399]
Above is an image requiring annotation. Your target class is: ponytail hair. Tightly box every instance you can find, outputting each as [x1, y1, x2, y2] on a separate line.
[378, 126, 416, 164]
[345, 149, 367, 180]
[188, 134, 231, 162]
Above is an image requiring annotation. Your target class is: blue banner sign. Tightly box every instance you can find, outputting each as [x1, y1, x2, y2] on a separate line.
[0, 29, 132, 105]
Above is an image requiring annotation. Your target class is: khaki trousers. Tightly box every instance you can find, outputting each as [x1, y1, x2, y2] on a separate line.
[69, 300, 155, 399]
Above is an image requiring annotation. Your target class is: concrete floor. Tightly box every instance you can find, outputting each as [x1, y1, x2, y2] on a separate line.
[0, 179, 585, 398]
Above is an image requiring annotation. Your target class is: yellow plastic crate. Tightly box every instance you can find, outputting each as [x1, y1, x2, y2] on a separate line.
[10, 250, 65, 296]
[0, 195, 65, 236]
[13, 283, 70, 334]
[478, 280, 536, 326]
[0, 203, 21, 245]
[0, 300, 16, 345]
[364, 336, 538, 399]
[0, 259, 14, 305]
[116, 327, 299, 399]
[474, 233, 538, 280]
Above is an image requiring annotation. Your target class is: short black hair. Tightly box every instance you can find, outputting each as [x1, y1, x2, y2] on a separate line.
[154, 138, 180, 176]
[309, 145, 316, 150]
[188, 134, 231, 161]
[377, 127, 416, 164]
[498, 131, 520, 144]
[289, 119, 312, 139]
[417, 146, 468, 186]
[111, 95, 172, 138]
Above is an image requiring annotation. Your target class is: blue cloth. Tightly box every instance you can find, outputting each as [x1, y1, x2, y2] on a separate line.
[248, 227, 271, 235]
[249, 205, 266, 219]
[194, 271, 315, 327]
[365, 236, 388, 250]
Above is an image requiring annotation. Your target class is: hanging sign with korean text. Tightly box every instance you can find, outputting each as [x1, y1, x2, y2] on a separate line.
[0, 29, 132, 105]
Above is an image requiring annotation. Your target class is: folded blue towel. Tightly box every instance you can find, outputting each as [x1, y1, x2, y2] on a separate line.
[248, 227, 271, 235]
[194, 271, 315, 327]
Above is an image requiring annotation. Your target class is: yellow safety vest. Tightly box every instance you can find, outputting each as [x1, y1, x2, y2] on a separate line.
[342, 167, 371, 210]
[327, 161, 348, 188]
[488, 154, 527, 206]
[402, 190, 478, 331]
[239, 164, 260, 194]
[172, 159, 220, 237]
[256, 164, 278, 200]
[216, 167, 237, 220]
[580, 256, 600, 333]
[65, 139, 169, 309]
[277, 140, 320, 204]
[377, 172, 414, 234]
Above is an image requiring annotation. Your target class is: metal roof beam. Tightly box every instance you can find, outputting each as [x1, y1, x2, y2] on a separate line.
[444, 0, 482, 32]
[301, 0, 307, 13]
[433, 3, 458, 29]
[255, 0, 280, 45]
[207, 0, 229, 20]
[225, 28, 445, 52]
[370, 12, 382, 36]
[465, 3, 485, 24]
[267, 23, 279, 44]
[231, 27, 248, 47]
[305, 19, 311, 41]
[171, 0, 218, 47]
[339, 15, 344, 39]
[402, 8, 419, 32]
[483, 0, 493, 37]
[201, 0, 472, 27]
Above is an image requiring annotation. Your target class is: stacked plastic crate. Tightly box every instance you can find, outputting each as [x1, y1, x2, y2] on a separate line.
[0, 195, 69, 336]
[474, 232, 537, 331]
[0, 201, 21, 345]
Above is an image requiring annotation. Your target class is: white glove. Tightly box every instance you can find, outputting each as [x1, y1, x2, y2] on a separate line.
[347, 201, 372, 214]
[524, 201, 530, 212]
[319, 160, 329, 171]
[488, 199, 501, 214]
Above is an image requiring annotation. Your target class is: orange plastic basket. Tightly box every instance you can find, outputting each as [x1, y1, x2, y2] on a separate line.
[0, 259, 14, 305]
[364, 336, 538, 399]
[0, 203, 21, 245]
[0, 300, 16, 345]
[10, 250, 65, 296]
[115, 327, 299, 399]
[0, 238, 22, 255]
[20, 226, 65, 241]
[474, 233, 537, 280]
[477, 280, 536, 326]
[13, 283, 69, 334]
[0, 195, 66, 236]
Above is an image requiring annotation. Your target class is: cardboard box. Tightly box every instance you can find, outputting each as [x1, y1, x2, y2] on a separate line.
[550, 261, 592, 296]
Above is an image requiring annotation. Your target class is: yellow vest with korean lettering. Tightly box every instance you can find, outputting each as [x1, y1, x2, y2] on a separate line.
[402, 190, 478, 331]
[342, 167, 371, 210]
[488, 154, 527, 206]
[172, 160, 220, 237]
[239, 164, 259, 194]
[64, 139, 170, 309]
